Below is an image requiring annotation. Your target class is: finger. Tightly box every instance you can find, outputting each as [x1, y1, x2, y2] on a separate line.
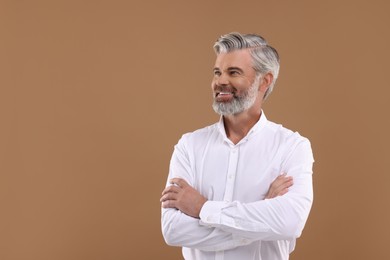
[283, 178, 293, 189]
[276, 174, 291, 182]
[161, 199, 177, 209]
[275, 173, 287, 180]
[278, 187, 289, 197]
[277, 177, 293, 188]
[274, 180, 293, 195]
[279, 188, 289, 196]
[161, 185, 181, 195]
[272, 174, 288, 186]
[273, 176, 293, 190]
[160, 192, 177, 202]
[170, 178, 189, 188]
[267, 185, 289, 199]
[274, 178, 293, 190]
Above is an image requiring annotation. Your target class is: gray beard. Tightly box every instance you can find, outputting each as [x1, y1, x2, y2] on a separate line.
[212, 76, 260, 116]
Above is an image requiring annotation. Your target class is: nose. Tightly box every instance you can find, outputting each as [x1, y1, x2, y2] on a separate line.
[215, 73, 229, 86]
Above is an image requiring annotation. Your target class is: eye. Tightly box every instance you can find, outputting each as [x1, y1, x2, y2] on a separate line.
[213, 70, 221, 76]
[229, 70, 240, 76]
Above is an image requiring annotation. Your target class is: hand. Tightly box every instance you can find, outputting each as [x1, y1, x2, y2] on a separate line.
[265, 173, 293, 199]
[160, 178, 207, 218]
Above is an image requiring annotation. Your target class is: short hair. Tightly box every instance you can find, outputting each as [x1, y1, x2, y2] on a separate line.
[213, 32, 280, 100]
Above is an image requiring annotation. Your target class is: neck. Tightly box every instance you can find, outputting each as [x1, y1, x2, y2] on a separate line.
[223, 107, 262, 145]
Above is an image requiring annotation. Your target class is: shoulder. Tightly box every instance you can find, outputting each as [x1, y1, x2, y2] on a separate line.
[264, 119, 314, 162]
[177, 122, 220, 148]
[265, 119, 310, 146]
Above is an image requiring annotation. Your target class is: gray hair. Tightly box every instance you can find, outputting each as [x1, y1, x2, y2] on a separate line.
[213, 32, 280, 100]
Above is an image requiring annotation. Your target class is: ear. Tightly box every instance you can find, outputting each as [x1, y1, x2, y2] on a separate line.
[259, 73, 273, 95]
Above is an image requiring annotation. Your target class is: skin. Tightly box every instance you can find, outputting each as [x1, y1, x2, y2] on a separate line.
[264, 173, 293, 199]
[160, 49, 293, 218]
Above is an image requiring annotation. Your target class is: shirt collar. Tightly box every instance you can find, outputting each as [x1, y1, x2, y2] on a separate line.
[217, 110, 268, 144]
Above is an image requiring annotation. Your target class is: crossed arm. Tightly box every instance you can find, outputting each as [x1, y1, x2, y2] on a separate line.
[160, 173, 293, 218]
[160, 174, 296, 251]
[160, 138, 313, 251]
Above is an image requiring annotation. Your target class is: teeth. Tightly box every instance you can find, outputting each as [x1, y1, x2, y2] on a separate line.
[219, 92, 232, 95]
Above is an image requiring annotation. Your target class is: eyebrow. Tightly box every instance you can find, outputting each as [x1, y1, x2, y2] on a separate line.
[213, 67, 244, 73]
[227, 67, 244, 73]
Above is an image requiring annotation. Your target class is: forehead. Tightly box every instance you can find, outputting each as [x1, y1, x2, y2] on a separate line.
[214, 49, 254, 70]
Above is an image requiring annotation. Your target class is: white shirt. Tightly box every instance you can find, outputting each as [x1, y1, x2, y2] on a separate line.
[161, 112, 314, 260]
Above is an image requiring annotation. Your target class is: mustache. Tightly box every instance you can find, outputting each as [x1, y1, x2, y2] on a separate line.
[213, 85, 237, 93]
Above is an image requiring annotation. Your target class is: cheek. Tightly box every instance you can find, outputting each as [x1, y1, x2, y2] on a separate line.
[231, 80, 249, 91]
[211, 79, 217, 90]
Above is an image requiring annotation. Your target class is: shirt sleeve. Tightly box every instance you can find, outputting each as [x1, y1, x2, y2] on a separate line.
[161, 135, 257, 251]
[199, 139, 314, 241]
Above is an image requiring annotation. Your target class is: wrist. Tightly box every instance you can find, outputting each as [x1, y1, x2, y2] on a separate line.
[195, 197, 207, 218]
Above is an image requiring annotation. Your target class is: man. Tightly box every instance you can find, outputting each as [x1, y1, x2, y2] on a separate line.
[160, 32, 314, 260]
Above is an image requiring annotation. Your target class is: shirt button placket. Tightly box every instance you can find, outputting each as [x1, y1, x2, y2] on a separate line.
[223, 147, 239, 202]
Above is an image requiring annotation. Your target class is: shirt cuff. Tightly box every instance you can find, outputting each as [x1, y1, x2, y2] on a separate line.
[199, 200, 230, 226]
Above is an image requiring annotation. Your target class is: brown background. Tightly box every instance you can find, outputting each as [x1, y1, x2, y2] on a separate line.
[1, 0, 389, 259]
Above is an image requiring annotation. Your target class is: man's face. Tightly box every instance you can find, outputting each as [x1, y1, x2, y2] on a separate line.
[211, 49, 260, 116]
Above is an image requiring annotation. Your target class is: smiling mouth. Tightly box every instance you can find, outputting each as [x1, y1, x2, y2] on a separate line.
[215, 91, 235, 102]
[216, 91, 233, 97]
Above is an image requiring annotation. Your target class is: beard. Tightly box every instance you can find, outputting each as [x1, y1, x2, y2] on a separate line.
[212, 76, 260, 116]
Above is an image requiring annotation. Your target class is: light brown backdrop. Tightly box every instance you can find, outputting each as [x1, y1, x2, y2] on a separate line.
[1, 0, 389, 259]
